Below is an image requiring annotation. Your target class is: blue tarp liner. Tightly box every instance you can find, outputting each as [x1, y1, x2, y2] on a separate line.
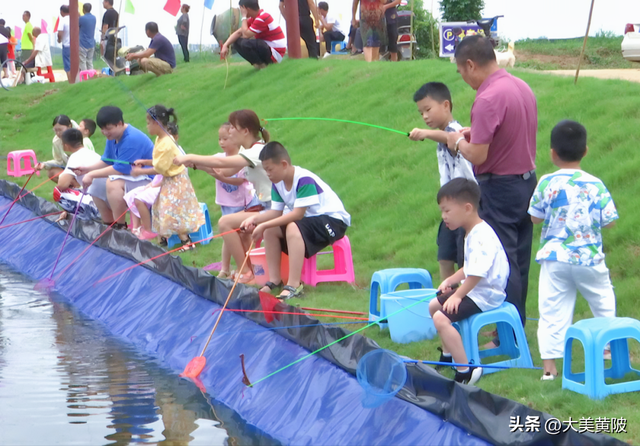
[0, 180, 625, 446]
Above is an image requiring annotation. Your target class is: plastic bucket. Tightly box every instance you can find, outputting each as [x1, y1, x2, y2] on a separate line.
[249, 248, 289, 287]
[381, 289, 438, 344]
[357, 349, 407, 408]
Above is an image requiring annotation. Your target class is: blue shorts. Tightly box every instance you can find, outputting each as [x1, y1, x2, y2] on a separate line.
[62, 46, 71, 72]
[220, 205, 245, 216]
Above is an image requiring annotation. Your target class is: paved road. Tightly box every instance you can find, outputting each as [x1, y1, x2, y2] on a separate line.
[543, 69, 640, 83]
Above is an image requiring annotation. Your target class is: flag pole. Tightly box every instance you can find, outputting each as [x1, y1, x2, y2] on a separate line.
[574, 0, 595, 85]
[113, 0, 124, 74]
[200, 2, 206, 58]
[430, 0, 436, 58]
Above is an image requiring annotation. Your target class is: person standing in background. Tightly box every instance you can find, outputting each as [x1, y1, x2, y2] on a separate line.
[384, 0, 401, 61]
[101, 0, 119, 55]
[79, 3, 97, 71]
[0, 20, 9, 79]
[21, 11, 35, 64]
[352, 0, 387, 62]
[279, 0, 320, 59]
[176, 4, 190, 62]
[58, 5, 72, 82]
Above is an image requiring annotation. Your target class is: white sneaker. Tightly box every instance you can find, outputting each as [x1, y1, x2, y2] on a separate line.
[540, 372, 557, 381]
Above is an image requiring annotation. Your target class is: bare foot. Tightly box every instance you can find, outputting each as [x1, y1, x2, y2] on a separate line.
[55, 211, 68, 223]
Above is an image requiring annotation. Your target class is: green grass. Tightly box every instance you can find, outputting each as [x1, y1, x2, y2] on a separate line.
[2, 58, 640, 443]
[514, 33, 635, 70]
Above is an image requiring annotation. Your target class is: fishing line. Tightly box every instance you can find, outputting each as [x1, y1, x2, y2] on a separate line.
[0, 171, 35, 226]
[263, 117, 409, 136]
[215, 320, 369, 337]
[0, 171, 63, 213]
[54, 208, 130, 281]
[92, 228, 241, 286]
[248, 290, 441, 387]
[220, 308, 369, 321]
[404, 359, 543, 371]
[0, 211, 63, 230]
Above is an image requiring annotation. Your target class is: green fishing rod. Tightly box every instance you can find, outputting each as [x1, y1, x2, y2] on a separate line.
[263, 117, 410, 136]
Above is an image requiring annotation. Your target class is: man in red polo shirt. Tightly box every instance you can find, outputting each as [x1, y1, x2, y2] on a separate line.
[447, 35, 537, 326]
[220, 0, 286, 69]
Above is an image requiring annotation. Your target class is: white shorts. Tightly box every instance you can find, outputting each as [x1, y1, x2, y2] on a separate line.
[88, 176, 151, 206]
[537, 260, 616, 360]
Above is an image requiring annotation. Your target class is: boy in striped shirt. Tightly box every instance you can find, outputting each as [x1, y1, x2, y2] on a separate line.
[241, 142, 351, 300]
[220, 0, 286, 69]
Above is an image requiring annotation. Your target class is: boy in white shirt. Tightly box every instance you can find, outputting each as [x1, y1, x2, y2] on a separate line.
[528, 120, 618, 380]
[318, 2, 346, 54]
[241, 142, 350, 300]
[54, 128, 102, 221]
[429, 178, 509, 385]
[409, 82, 476, 282]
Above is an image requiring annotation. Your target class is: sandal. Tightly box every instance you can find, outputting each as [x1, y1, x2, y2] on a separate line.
[260, 281, 283, 293]
[237, 271, 255, 284]
[277, 284, 304, 300]
[217, 270, 231, 279]
[159, 237, 168, 247]
[177, 237, 196, 253]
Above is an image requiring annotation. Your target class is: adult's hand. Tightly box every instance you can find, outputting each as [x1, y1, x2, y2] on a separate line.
[352, 18, 358, 28]
[133, 159, 147, 167]
[239, 5, 248, 17]
[220, 44, 229, 60]
[82, 173, 94, 189]
[73, 166, 91, 176]
[460, 127, 471, 141]
[173, 155, 187, 166]
[34, 162, 45, 171]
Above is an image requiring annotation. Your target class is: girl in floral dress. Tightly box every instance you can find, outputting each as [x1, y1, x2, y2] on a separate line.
[132, 105, 204, 252]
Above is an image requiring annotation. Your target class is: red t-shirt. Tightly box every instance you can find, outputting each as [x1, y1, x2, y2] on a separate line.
[247, 10, 286, 63]
[470, 69, 537, 175]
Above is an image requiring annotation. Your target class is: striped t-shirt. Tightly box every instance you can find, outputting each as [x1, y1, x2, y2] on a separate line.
[271, 167, 351, 226]
[248, 10, 286, 63]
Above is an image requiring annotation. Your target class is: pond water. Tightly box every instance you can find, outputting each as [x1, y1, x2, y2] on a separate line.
[0, 265, 279, 446]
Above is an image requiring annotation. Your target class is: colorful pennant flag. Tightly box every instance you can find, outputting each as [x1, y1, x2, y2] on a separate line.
[41, 19, 48, 34]
[79, 2, 85, 15]
[53, 17, 60, 33]
[163, 0, 182, 16]
[125, 0, 136, 14]
[204, 0, 215, 9]
[15, 26, 22, 40]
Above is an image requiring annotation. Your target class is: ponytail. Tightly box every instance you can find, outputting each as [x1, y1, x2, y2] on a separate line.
[259, 126, 271, 143]
[148, 104, 178, 128]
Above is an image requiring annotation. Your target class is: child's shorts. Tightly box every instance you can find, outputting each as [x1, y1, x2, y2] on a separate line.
[436, 290, 483, 323]
[280, 215, 348, 259]
[437, 220, 465, 266]
[123, 185, 160, 218]
[220, 205, 246, 216]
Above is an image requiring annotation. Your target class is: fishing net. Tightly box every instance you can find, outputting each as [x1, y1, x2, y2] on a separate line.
[356, 349, 407, 408]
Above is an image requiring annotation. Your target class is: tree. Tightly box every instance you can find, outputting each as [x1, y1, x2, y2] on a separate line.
[440, 0, 484, 22]
[399, 0, 439, 59]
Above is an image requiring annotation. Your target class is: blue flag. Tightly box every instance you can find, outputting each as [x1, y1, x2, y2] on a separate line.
[204, 0, 215, 9]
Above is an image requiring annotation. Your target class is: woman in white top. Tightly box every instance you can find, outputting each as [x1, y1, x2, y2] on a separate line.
[174, 109, 271, 284]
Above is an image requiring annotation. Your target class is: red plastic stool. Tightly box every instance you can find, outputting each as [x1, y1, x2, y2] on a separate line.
[37, 66, 56, 83]
[301, 236, 355, 287]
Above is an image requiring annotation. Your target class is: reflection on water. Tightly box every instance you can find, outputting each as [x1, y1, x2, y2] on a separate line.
[0, 265, 278, 446]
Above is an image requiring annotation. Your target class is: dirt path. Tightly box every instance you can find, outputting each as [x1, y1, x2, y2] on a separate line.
[543, 69, 640, 83]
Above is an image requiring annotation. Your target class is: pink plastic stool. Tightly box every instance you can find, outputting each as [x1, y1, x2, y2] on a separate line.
[7, 150, 40, 177]
[79, 69, 97, 81]
[301, 236, 355, 287]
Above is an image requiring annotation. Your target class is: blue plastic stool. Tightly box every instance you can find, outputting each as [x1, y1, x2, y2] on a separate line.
[563, 317, 640, 400]
[331, 41, 347, 53]
[369, 268, 433, 329]
[455, 302, 533, 375]
[167, 203, 213, 248]
[101, 67, 113, 76]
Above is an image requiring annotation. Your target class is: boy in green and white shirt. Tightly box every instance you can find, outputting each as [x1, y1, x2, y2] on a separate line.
[241, 142, 350, 300]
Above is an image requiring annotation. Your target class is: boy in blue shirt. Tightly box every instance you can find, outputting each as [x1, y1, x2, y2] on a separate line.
[75, 106, 154, 230]
[528, 120, 618, 380]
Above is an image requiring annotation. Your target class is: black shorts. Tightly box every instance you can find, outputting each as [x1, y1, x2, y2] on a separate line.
[387, 23, 398, 52]
[0, 45, 7, 65]
[436, 291, 483, 323]
[280, 215, 348, 259]
[437, 220, 465, 266]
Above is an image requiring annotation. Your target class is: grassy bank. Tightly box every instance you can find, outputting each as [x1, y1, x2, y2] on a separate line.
[514, 33, 635, 70]
[1, 59, 639, 443]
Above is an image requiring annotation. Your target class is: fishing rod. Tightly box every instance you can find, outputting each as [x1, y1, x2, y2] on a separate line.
[263, 117, 409, 136]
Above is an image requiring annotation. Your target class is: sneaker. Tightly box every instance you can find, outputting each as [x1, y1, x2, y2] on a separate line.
[540, 372, 557, 381]
[454, 366, 483, 386]
[435, 347, 453, 371]
[138, 229, 158, 240]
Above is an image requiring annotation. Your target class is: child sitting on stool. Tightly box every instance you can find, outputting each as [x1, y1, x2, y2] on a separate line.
[240, 142, 351, 300]
[429, 178, 509, 386]
[528, 120, 618, 380]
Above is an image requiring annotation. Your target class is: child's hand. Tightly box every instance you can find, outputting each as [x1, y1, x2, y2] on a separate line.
[133, 159, 146, 167]
[240, 216, 257, 233]
[442, 294, 462, 314]
[408, 128, 428, 141]
[438, 279, 453, 293]
[34, 162, 44, 171]
[251, 223, 265, 242]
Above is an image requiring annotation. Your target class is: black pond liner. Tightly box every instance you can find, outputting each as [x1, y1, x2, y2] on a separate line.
[0, 179, 625, 446]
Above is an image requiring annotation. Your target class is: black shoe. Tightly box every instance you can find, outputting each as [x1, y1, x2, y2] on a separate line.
[159, 237, 168, 247]
[454, 366, 483, 386]
[113, 222, 128, 230]
[435, 347, 453, 371]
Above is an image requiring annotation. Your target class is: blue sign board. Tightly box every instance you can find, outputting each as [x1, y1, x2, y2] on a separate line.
[439, 20, 499, 58]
